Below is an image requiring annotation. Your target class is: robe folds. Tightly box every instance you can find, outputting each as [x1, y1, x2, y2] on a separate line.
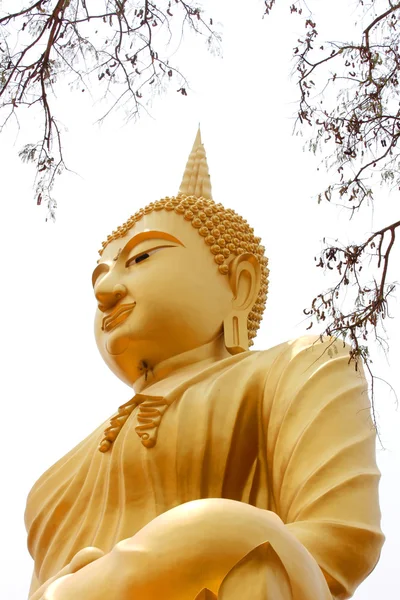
[25, 336, 384, 599]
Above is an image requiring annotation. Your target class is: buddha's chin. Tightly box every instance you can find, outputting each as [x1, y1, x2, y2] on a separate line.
[105, 332, 131, 355]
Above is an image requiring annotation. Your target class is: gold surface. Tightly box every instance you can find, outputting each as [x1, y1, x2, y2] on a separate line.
[26, 131, 384, 599]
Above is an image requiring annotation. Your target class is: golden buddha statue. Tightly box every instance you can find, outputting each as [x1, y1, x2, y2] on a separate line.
[25, 130, 384, 600]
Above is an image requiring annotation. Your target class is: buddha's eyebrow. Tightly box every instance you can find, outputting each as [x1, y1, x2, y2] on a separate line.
[120, 230, 185, 256]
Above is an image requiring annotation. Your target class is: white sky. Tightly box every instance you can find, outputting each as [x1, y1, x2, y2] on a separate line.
[0, 1, 399, 598]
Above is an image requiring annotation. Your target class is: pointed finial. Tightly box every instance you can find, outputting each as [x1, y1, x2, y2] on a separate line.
[178, 127, 213, 199]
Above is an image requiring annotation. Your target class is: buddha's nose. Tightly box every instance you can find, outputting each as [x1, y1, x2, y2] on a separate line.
[96, 283, 128, 312]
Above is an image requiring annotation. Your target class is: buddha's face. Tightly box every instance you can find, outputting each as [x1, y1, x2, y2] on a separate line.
[93, 210, 234, 386]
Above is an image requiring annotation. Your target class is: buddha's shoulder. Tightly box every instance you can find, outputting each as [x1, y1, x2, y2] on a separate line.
[249, 335, 352, 374]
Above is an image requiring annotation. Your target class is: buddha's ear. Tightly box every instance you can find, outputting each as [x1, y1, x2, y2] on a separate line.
[223, 253, 261, 355]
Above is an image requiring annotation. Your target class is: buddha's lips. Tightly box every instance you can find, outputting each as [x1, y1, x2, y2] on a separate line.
[102, 302, 136, 332]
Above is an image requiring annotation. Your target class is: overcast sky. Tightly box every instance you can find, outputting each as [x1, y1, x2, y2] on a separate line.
[1, 1, 399, 598]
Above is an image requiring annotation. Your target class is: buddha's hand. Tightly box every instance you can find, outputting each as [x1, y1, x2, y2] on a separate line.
[36, 546, 134, 600]
[32, 547, 104, 600]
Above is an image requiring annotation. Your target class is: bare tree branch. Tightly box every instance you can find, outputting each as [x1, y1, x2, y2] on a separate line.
[263, 0, 400, 408]
[0, 0, 220, 218]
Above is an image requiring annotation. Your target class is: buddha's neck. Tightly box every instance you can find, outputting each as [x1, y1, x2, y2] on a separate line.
[133, 334, 232, 395]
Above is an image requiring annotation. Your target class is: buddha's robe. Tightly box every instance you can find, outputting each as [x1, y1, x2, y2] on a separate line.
[25, 336, 384, 599]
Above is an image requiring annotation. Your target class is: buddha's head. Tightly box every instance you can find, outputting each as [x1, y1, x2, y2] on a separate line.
[93, 130, 269, 386]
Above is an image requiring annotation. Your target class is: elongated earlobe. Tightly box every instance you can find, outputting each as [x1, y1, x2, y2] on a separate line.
[223, 312, 249, 354]
[223, 253, 261, 355]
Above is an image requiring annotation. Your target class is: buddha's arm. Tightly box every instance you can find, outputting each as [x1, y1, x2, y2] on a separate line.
[264, 337, 385, 598]
[39, 499, 330, 600]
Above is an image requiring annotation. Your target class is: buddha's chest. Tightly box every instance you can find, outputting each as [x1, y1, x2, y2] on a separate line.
[27, 359, 269, 583]
[108, 382, 260, 510]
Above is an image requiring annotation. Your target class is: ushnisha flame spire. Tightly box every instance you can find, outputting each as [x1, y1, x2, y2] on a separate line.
[178, 127, 213, 200]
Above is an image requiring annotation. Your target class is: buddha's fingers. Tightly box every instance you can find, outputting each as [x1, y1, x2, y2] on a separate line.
[68, 547, 105, 572]
[30, 574, 72, 600]
[29, 569, 71, 600]
[29, 547, 105, 600]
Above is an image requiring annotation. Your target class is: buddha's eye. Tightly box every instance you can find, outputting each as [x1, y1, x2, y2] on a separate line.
[125, 246, 171, 268]
[135, 253, 150, 264]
